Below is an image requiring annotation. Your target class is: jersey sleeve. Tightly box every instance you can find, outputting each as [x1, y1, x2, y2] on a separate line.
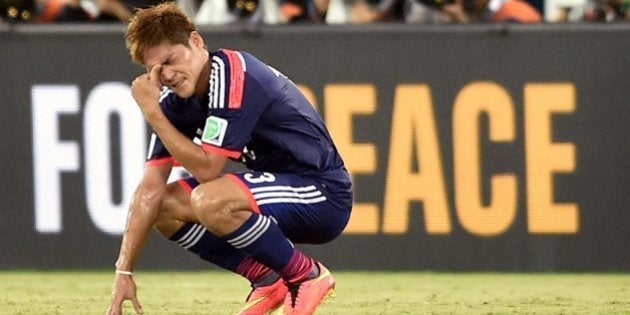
[201, 49, 271, 159]
[146, 132, 176, 167]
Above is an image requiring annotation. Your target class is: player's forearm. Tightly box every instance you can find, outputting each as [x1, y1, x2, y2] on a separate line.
[115, 184, 165, 271]
[145, 109, 223, 182]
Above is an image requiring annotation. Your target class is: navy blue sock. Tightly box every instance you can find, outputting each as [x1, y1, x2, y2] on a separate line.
[224, 214, 295, 275]
[169, 222, 245, 273]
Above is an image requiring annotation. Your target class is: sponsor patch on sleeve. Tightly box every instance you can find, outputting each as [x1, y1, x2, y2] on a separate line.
[202, 116, 228, 146]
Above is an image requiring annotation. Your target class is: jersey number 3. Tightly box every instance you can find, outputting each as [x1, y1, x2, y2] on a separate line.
[244, 172, 276, 184]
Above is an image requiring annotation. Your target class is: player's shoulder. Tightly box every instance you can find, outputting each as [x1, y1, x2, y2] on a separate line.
[210, 49, 249, 71]
[209, 49, 256, 110]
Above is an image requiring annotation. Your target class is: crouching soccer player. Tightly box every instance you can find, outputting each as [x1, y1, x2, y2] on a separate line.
[106, 3, 352, 315]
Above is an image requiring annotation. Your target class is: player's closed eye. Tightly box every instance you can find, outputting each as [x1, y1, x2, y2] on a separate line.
[166, 55, 178, 65]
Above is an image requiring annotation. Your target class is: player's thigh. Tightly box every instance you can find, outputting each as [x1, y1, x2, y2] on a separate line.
[226, 171, 351, 244]
[180, 176, 252, 214]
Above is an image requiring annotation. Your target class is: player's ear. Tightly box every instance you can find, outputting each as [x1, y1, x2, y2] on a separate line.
[189, 31, 205, 49]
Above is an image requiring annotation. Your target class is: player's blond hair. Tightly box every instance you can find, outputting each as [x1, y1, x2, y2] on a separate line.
[125, 2, 196, 65]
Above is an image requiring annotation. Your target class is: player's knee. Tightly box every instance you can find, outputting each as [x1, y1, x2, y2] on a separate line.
[153, 186, 192, 237]
[153, 189, 179, 236]
[190, 186, 221, 222]
[190, 186, 243, 233]
[153, 203, 178, 237]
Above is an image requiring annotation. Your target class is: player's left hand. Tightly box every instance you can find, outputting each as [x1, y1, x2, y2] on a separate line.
[107, 274, 144, 315]
[131, 65, 163, 118]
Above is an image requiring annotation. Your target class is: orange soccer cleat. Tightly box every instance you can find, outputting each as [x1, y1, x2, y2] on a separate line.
[284, 262, 336, 315]
[238, 277, 288, 315]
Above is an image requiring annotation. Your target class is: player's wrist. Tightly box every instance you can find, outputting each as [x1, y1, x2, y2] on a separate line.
[115, 269, 134, 276]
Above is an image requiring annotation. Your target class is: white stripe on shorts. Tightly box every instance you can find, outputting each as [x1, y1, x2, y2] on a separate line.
[250, 185, 318, 193]
[250, 185, 327, 205]
[257, 196, 328, 205]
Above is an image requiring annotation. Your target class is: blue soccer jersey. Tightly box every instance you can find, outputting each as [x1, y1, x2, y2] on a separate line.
[146, 49, 351, 191]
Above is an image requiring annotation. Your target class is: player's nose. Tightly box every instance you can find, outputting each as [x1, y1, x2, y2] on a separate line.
[161, 67, 176, 84]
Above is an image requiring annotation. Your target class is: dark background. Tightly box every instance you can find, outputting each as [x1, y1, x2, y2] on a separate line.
[1, 23, 628, 271]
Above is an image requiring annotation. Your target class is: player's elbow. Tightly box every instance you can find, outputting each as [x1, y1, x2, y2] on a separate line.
[188, 152, 227, 183]
[190, 168, 219, 183]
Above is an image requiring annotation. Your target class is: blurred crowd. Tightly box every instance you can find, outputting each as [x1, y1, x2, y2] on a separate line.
[1, 0, 628, 25]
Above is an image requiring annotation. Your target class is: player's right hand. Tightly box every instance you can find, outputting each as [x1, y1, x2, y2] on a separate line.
[131, 64, 163, 119]
[107, 274, 144, 315]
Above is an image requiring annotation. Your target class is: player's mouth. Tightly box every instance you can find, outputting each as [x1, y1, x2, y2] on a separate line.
[170, 78, 184, 89]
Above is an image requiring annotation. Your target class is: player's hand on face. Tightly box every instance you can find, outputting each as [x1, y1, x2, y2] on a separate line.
[107, 274, 144, 315]
[131, 65, 163, 117]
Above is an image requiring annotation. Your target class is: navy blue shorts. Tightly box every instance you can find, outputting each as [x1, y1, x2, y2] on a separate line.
[179, 171, 352, 245]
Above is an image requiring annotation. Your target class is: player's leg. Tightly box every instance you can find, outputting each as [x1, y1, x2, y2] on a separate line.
[239, 172, 352, 315]
[154, 177, 287, 314]
[244, 174, 351, 315]
[190, 174, 320, 284]
[190, 172, 351, 315]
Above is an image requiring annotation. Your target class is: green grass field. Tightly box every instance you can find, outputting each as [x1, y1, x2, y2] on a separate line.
[0, 270, 628, 314]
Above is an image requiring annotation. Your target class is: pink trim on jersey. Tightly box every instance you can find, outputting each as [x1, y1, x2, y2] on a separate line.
[201, 143, 242, 159]
[225, 174, 260, 214]
[145, 157, 174, 167]
[145, 157, 183, 168]
[177, 179, 194, 194]
[222, 49, 244, 109]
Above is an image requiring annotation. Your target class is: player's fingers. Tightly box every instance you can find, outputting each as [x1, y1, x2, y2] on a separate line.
[131, 297, 144, 314]
[107, 291, 124, 315]
[106, 303, 122, 315]
[149, 65, 162, 86]
[131, 75, 141, 87]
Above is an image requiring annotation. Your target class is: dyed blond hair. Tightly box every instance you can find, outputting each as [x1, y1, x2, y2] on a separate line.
[125, 2, 196, 65]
